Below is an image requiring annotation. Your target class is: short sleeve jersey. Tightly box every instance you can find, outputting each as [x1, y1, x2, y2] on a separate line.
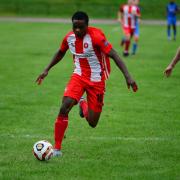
[120, 4, 140, 29]
[60, 27, 112, 82]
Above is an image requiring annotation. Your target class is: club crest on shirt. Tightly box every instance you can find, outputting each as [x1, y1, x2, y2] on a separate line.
[84, 43, 89, 48]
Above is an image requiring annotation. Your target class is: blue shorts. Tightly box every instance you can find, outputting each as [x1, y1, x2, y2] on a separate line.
[167, 17, 177, 25]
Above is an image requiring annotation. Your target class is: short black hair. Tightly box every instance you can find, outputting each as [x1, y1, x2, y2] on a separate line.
[72, 11, 89, 25]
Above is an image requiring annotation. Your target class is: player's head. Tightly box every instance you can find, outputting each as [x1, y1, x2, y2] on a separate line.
[72, 11, 89, 38]
[127, 0, 133, 5]
[132, 0, 139, 5]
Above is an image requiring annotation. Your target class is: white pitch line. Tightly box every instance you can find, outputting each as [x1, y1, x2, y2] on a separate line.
[0, 134, 176, 141]
[0, 17, 180, 26]
[88, 136, 172, 141]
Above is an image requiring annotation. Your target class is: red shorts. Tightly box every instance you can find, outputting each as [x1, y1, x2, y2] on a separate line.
[123, 27, 135, 37]
[64, 74, 105, 112]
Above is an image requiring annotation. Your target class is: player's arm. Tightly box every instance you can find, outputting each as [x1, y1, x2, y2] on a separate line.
[175, 4, 179, 14]
[108, 48, 138, 92]
[164, 47, 180, 77]
[117, 5, 124, 23]
[36, 50, 66, 85]
[117, 11, 121, 22]
[132, 7, 141, 18]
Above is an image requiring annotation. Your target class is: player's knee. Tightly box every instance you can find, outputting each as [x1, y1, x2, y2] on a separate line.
[59, 103, 70, 115]
[88, 118, 99, 128]
[89, 122, 97, 128]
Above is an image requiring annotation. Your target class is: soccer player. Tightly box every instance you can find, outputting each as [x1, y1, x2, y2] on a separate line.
[36, 11, 138, 156]
[118, 0, 141, 56]
[166, 0, 179, 40]
[131, 0, 141, 55]
[164, 47, 180, 77]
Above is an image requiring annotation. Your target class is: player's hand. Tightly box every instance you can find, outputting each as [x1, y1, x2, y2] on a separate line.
[126, 78, 138, 92]
[36, 70, 48, 85]
[164, 65, 173, 77]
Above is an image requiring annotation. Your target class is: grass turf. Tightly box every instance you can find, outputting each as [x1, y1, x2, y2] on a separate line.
[0, 21, 180, 179]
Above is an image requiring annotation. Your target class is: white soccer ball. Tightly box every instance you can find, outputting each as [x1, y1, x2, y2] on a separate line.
[33, 140, 54, 161]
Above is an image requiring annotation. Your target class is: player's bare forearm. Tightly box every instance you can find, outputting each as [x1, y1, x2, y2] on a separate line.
[36, 50, 66, 85]
[109, 48, 131, 79]
[164, 48, 180, 77]
[44, 50, 66, 72]
[108, 48, 138, 92]
[169, 48, 180, 68]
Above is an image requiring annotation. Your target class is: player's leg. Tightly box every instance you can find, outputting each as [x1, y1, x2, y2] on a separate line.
[79, 81, 105, 128]
[120, 36, 126, 47]
[120, 24, 126, 47]
[124, 33, 131, 56]
[54, 96, 76, 155]
[54, 75, 84, 155]
[122, 27, 131, 56]
[87, 108, 101, 128]
[132, 36, 138, 55]
[172, 18, 177, 40]
[132, 25, 139, 55]
[167, 18, 171, 40]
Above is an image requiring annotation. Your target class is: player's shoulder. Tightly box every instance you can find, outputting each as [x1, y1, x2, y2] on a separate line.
[136, 5, 140, 10]
[63, 31, 74, 39]
[120, 4, 126, 9]
[88, 27, 105, 38]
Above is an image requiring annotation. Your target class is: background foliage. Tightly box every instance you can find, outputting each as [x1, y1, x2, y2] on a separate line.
[0, 0, 180, 19]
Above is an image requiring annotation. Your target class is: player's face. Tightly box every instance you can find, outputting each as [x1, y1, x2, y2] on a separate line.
[134, 0, 139, 5]
[128, 0, 133, 5]
[72, 20, 88, 38]
[132, 0, 139, 5]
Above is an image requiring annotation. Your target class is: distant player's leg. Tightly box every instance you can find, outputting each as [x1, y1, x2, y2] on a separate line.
[120, 24, 126, 47]
[167, 25, 171, 40]
[172, 18, 177, 40]
[54, 97, 76, 156]
[132, 26, 139, 55]
[167, 18, 171, 40]
[124, 34, 131, 57]
[172, 17, 177, 40]
[120, 36, 126, 47]
[173, 25, 176, 40]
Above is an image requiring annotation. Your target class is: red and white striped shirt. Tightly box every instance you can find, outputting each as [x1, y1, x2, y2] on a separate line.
[60, 27, 112, 82]
[120, 4, 140, 29]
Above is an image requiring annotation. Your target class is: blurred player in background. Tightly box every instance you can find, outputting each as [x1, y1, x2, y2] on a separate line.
[36, 11, 138, 156]
[118, 0, 141, 57]
[131, 0, 141, 55]
[164, 47, 180, 77]
[166, 0, 179, 40]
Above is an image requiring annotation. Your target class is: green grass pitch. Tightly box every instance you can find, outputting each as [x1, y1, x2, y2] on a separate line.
[0, 21, 180, 179]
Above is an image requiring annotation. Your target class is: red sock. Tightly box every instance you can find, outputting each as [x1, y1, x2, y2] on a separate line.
[54, 115, 68, 150]
[125, 40, 130, 52]
[80, 100, 88, 118]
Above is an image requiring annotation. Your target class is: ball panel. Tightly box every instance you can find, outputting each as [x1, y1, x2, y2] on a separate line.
[33, 140, 54, 161]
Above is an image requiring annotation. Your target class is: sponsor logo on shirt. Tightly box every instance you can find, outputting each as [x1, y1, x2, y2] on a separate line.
[75, 53, 93, 58]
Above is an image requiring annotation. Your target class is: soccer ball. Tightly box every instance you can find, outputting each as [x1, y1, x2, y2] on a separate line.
[33, 140, 54, 161]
